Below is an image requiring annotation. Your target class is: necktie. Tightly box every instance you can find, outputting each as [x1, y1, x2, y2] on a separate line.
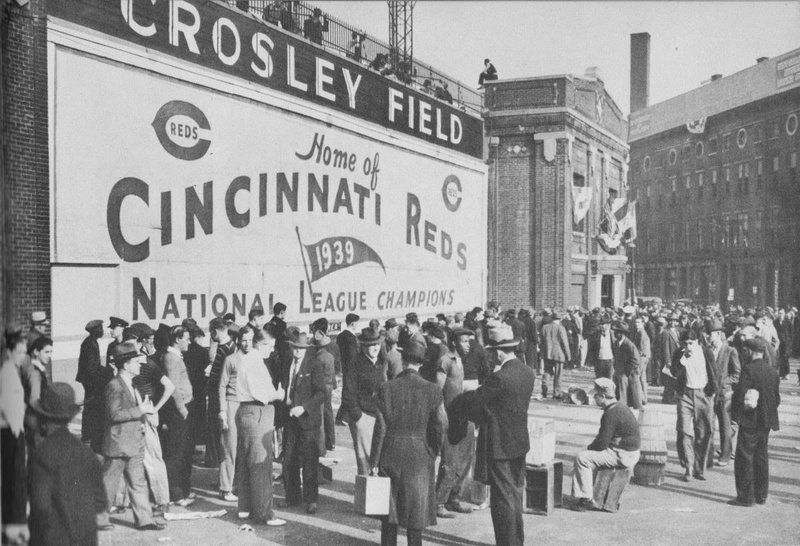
[287, 358, 300, 405]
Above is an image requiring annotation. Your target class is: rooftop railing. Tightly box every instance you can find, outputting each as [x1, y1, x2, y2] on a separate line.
[224, 1, 483, 116]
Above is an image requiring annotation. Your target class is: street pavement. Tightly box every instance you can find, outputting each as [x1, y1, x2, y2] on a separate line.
[94, 360, 800, 545]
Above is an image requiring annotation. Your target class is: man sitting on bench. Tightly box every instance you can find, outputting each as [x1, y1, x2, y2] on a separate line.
[571, 377, 641, 511]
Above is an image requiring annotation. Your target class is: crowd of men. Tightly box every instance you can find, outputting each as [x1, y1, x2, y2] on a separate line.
[0, 298, 791, 545]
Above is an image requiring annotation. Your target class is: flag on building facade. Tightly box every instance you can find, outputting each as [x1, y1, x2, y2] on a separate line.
[686, 117, 707, 134]
[572, 185, 592, 223]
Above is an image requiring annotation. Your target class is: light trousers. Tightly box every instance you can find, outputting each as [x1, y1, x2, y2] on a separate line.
[571, 447, 640, 499]
[142, 418, 170, 506]
[219, 399, 239, 492]
[349, 413, 376, 475]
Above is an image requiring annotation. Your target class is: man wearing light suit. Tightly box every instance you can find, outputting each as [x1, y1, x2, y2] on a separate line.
[707, 319, 740, 467]
[101, 341, 165, 531]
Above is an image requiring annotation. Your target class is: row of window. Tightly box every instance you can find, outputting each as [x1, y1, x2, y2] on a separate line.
[639, 208, 795, 255]
[635, 152, 798, 199]
[639, 112, 799, 173]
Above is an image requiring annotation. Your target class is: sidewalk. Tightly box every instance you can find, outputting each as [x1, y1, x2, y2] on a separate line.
[99, 361, 800, 545]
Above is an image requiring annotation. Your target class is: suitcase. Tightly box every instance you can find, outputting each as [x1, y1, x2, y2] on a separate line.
[354, 475, 390, 516]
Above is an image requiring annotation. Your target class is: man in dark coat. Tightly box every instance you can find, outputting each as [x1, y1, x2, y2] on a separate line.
[586, 316, 614, 379]
[106, 316, 129, 366]
[310, 318, 339, 453]
[370, 341, 446, 546]
[730, 337, 780, 506]
[76, 319, 112, 452]
[280, 329, 326, 514]
[657, 314, 682, 403]
[518, 309, 539, 373]
[450, 322, 535, 546]
[611, 322, 642, 409]
[303, 7, 328, 45]
[671, 330, 718, 481]
[28, 383, 111, 545]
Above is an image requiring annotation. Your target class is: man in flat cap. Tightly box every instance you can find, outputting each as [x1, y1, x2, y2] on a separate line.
[671, 330, 717, 481]
[106, 317, 129, 366]
[382, 318, 403, 380]
[309, 317, 339, 453]
[28, 383, 111, 545]
[730, 337, 780, 506]
[76, 319, 112, 453]
[707, 319, 740, 467]
[27, 311, 49, 352]
[570, 377, 640, 511]
[101, 341, 165, 531]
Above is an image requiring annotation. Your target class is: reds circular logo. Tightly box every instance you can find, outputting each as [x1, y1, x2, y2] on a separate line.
[441, 175, 462, 212]
[151, 100, 211, 161]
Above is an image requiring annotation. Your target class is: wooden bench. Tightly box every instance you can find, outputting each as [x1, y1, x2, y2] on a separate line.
[593, 467, 632, 513]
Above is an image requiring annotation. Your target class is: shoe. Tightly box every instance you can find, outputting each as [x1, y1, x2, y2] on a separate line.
[716, 460, 730, 467]
[681, 472, 692, 482]
[153, 504, 169, 518]
[444, 501, 473, 514]
[266, 518, 287, 527]
[693, 473, 706, 481]
[306, 502, 318, 514]
[97, 523, 115, 531]
[436, 504, 456, 518]
[108, 505, 127, 514]
[220, 492, 238, 502]
[174, 497, 196, 507]
[137, 522, 167, 531]
[727, 498, 754, 507]
[755, 498, 766, 505]
[277, 500, 300, 509]
[570, 498, 595, 512]
[238, 512, 250, 519]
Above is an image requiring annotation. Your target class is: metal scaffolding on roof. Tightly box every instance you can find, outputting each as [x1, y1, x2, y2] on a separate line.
[388, 1, 416, 74]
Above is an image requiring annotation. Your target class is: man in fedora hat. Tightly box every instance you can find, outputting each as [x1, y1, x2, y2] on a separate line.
[303, 6, 328, 45]
[341, 327, 387, 475]
[280, 328, 326, 514]
[707, 319, 740, 467]
[26, 311, 49, 352]
[101, 341, 165, 531]
[309, 317, 339, 452]
[28, 382, 111, 545]
[656, 313, 683, 403]
[370, 339, 446, 546]
[611, 321, 642, 409]
[450, 322, 535, 545]
[570, 377, 640, 512]
[76, 319, 112, 453]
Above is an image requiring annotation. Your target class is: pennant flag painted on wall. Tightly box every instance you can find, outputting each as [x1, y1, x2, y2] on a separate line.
[296, 227, 386, 284]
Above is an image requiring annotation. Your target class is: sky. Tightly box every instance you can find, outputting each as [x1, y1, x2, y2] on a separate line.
[315, 1, 800, 117]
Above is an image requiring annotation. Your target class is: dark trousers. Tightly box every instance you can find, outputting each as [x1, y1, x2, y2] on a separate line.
[324, 394, 335, 450]
[1, 428, 27, 525]
[488, 456, 525, 546]
[282, 417, 319, 505]
[436, 422, 475, 504]
[235, 404, 275, 522]
[735, 428, 770, 504]
[713, 391, 736, 463]
[205, 398, 221, 467]
[380, 520, 422, 546]
[102, 449, 153, 527]
[594, 359, 613, 379]
[163, 405, 193, 501]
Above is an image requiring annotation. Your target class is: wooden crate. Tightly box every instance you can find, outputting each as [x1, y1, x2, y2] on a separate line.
[524, 461, 563, 516]
[593, 467, 632, 513]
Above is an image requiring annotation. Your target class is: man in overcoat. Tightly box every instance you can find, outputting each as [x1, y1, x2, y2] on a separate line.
[540, 311, 571, 398]
[611, 322, 642, 409]
[730, 337, 780, 506]
[449, 322, 535, 545]
[370, 341, 446, 546]
[707, 319, 740, 467]
[76, 319, 111, 452]
[28, 383, 110, 545]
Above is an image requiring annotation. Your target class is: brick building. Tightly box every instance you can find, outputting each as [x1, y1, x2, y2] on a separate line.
[484, 72, 631, 310]
[629, 45, 800, 308]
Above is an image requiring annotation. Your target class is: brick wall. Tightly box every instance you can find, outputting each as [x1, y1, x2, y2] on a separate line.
[2, 0, 50, 327]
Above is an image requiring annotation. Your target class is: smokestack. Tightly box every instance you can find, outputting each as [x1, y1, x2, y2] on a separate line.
[630, 33, 650, 113]
[711, 74, 723, 81]
[756, 56, 769, 64]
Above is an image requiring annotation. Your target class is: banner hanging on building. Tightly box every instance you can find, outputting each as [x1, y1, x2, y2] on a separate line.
[571, 185, 592, 224]
[49, 45, 486, 339]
